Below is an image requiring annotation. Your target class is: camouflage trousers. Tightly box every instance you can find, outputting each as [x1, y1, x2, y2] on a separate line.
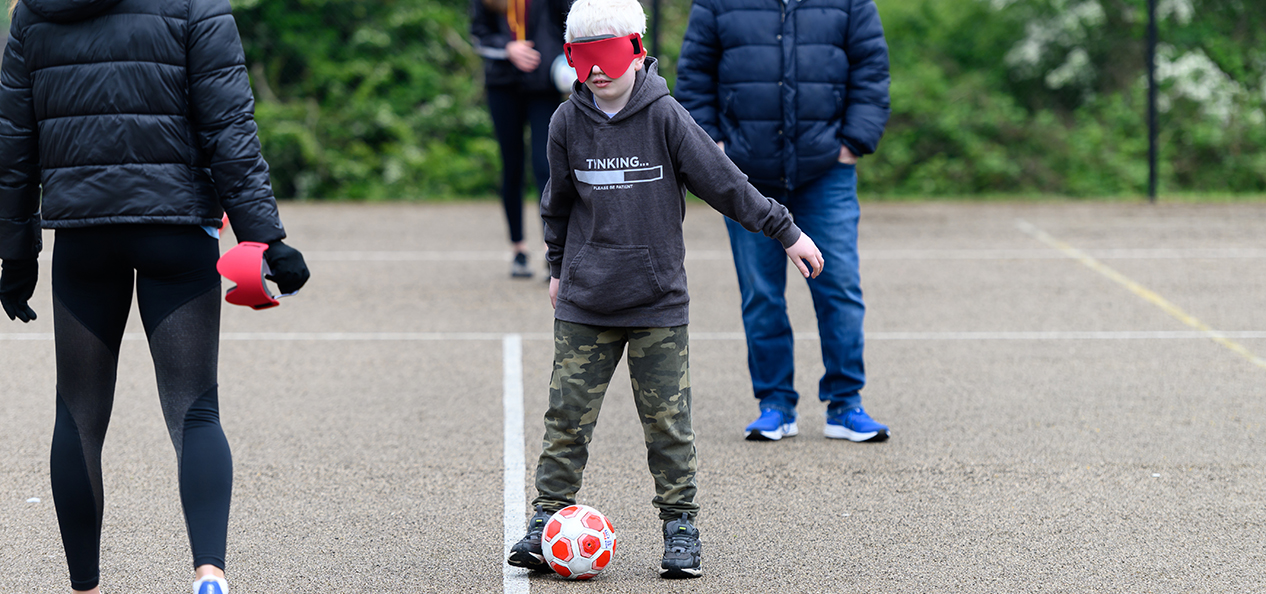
[533, 320, 698, 520]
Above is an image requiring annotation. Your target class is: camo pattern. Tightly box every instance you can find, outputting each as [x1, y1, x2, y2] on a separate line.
[533, 320, 699, 520]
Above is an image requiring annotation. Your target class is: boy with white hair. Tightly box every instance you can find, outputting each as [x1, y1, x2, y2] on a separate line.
[506, 0, 825, 579]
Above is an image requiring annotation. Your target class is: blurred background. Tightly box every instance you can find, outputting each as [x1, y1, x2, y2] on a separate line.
[4, 0, 1264, 201]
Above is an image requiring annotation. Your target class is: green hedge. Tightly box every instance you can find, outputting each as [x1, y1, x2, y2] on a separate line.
[227, 0, 1264, 199]
[233, 0, 498, 200]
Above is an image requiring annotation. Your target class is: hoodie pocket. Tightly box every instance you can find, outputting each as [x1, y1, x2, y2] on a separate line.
[562, 242, 665, 314]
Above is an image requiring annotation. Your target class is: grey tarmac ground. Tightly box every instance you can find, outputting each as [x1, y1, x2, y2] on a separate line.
[2, 201, 1265, 593]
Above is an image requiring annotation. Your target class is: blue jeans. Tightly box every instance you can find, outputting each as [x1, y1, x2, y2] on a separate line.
[725, 163, 865, 417]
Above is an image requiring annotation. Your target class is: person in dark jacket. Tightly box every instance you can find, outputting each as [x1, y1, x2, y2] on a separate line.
[470, 0, 569, 278]
[505, 0, 824, 579]
[0, 0, 309, 592]
[676, 0, 892, 443]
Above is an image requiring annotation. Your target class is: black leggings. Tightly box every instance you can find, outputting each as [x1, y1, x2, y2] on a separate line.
[487, 86, 557, 244]
[50, 225, 230, 591]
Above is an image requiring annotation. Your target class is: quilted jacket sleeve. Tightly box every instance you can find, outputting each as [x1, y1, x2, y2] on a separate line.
[839, 0, 890, 156]
[674, 0, 724, 143]
[0, 15, 42, 260]
[188, 0, 285, 243]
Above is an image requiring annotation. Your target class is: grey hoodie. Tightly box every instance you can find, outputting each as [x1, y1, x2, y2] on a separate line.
[543, 57, 802, 328]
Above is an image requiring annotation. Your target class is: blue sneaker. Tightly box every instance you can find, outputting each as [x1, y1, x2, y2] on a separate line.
[193, 576, 228, 594]
[825, 407, 889, 442]
[744, 408, 798, 441]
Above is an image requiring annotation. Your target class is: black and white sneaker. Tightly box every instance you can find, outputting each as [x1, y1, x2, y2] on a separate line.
[659, 513, 702, 579]
[507, 505, 554, 572]
[510, 252, 533, 278]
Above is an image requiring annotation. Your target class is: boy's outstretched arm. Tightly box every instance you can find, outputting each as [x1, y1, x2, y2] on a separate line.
[785, 234, 824, 279]
[671, 103, 810, 258]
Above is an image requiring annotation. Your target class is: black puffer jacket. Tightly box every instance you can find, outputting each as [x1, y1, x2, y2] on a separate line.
[0, 0, 285, 260]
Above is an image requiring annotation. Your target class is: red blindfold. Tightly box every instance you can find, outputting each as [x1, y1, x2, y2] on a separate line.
[564, 33, 646, 83]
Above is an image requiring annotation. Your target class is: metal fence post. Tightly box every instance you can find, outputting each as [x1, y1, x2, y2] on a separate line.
[1147, 0, 1158, 203]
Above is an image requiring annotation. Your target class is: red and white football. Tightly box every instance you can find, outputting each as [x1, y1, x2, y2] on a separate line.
[541, 504, 617, 579]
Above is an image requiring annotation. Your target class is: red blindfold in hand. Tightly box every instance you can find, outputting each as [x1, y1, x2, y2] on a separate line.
[564, 33, 646, 83]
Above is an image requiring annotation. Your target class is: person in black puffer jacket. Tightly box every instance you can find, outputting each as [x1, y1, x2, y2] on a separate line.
[470, 0, 569, 278]
[0, 0, 310, 592]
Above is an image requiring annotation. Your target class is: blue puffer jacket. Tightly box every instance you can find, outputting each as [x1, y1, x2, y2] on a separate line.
[675, 0, 890, 195]
[0, 0, 285, 260]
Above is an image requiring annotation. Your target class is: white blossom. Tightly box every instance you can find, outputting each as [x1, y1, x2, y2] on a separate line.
[1046, 48, 1093, 89]
[1155, 45, 1244, 122]
[1157, 0, 1194, 24]
[1003, 1, 1104, 79]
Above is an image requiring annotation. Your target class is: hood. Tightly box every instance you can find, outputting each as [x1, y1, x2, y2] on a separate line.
[570, 57, 671, 124]
[22, 0, 123, 22]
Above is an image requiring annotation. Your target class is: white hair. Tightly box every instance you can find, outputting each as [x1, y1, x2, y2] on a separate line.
[564, 0, 647, 43]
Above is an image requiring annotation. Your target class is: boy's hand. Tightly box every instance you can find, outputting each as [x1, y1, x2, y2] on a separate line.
[549, 277, 559, 309]
[785, 234, 824, 279]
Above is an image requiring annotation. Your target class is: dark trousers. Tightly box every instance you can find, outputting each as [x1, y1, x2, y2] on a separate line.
[486, 87, 558, 244]
[50, 225, 231, 591]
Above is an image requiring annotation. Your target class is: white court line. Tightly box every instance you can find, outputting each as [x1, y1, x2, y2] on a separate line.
[303, 248, 1266, 262]
[4, 331, 1266, 341]
[1017, 219, 1266, 369]
[303, 250, 738, 262]
[502, 334, 530, 594]
[306, 249, 1266, 261]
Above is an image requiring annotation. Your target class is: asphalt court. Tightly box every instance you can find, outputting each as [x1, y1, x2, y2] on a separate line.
[2, 201, 1265, 593]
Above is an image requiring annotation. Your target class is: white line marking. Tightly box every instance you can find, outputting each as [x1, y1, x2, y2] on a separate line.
[305, 251, 509, 261]
[303, 250, 735, 262]
[300, 248, 1266, 263]
[3, 331, 1266, 342]
[1017, 219, 1266, 369]
[866, 331, 1266, 340]
[860, 248, 1266, 260]
[503, 334, 530, 594]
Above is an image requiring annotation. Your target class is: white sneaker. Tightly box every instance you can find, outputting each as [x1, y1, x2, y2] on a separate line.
[193, 576, 228, 594]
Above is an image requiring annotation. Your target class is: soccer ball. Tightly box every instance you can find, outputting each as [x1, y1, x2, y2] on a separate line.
[551, 53, 577, 93]
[541, 505, 617, 579]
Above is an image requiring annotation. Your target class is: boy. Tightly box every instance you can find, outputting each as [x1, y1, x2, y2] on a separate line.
[506, 0, 825, 579]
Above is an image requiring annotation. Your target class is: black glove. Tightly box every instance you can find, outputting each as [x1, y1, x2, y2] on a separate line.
[264, 240, 310, 295]
[0, 258, 38, 323]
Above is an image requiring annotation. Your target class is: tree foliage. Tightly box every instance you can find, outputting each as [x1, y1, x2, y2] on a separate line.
[232, 0, 498, 199]
[225, 0, 1264, 199]
[868, 0, 1265, 197]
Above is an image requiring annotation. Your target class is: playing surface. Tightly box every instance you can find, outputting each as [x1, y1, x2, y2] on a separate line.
[2, 201, 1264, 593]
